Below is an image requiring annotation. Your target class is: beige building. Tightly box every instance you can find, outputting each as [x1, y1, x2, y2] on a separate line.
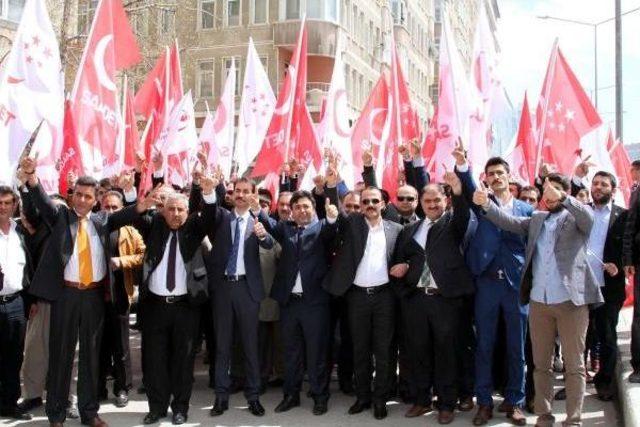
[174, 0, 436, 128]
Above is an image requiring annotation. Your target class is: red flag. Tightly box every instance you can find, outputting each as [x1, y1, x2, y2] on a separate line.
[134, 50, 166, 117]
[123, 89, 139, 169]
[384, 39, 420, 199]
[57, 101, 83, 195]
[535, 44, 602, 175]
[350, 75, 389, 185]
[508, 92, 536, 184]
[609, 135, 633, 207]
[69, 0, 140, 177]
[252, 20, 320, 177]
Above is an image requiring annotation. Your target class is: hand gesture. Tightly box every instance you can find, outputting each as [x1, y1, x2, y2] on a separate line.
[543, 179, 563, 203]
[443, 165, 462, 196]
[603, 262, 619, 277]
[196, 149, 208, 170]
[362, 148, 373, 167]
[118, 170, 134, 192]
[473, 181, 490, 208]
[136, 186, 162, 212]
[200, 172, 219, 195]
[452, 137, 466, 166]
[20, 155, 37, 175]
[152, 151, 163, 172]
[67, 171, 78, 188]
[574, 155, 595, 178]
[540, 163, 555, 178]
[624, 266, 636, 276]
[398, 143, 411, 161]
[253, 217, 268, 240]
[389, 263, 409, 279]
[313, 175, 326, 194]
[410, 138, 422, 158]
[325, 165, 339, 188]
[325, 198, 339, 221]
[247, 186, 261, 212]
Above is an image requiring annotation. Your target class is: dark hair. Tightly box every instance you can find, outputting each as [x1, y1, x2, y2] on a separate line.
[380, 188, 390, 204]
[593, 171, 617, 188]
[632, 160, 640, 169]
[0, 185, 18, 204]
[361, 186, 382, 198]
[235, 177, 256, 192]
[421, 183, 448, 196]
[277, 191, 292, 203]
[521, 185, 541, 198]
[102, 190, 124, 204]
[546, 173, 570, 192]
[98, 178, 112, 190]
[258, 188, 273, 202]
[74, 176, 99, 195]
[484, 157, 510, 174]
[290, 190, 315, 208]
[509, 181, 523, 194]
[341, 190, 360, 201]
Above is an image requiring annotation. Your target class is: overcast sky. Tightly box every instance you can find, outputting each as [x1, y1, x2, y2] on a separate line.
[497, 0, 640, 145]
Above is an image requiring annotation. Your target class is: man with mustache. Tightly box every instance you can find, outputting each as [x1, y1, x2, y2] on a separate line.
[474, 174, 602, 427]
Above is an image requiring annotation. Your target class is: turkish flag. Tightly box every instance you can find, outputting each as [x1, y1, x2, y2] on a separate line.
[122, 89, 139, 170]
[351, 75, 390, 185]
[608, 134, 633, 207]
[69, 0, 140, 178]
[252, 20, 320, 177]
[535, 45, 601, 175]
[206, 59, 236, 178]
[507, 92, 536, 185]
[58, 101, 84, 195]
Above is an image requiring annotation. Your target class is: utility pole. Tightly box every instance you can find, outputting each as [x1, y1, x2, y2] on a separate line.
[615, 0, 623, 140]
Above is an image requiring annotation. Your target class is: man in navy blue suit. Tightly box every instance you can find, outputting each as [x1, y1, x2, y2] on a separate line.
[453, 143, 532, 426]
[256, 190, 339, 416]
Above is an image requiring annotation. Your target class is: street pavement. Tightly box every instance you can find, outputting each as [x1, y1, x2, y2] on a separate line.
[1, 317, 622, 427]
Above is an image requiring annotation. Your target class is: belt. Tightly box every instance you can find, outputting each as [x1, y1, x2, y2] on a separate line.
[353, 283, 390, 295]
[0, 293, 20, 303]
[223, 274, 247, 282]
[147, 293, 189, 304]
[64, 277, 107, 290]
[290, 292, 303, 299]
[483, 269, 506, 281]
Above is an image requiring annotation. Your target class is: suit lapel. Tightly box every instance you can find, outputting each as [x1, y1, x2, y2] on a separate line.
[355, 216, 369, 260]
[608, 205, 621, 231]
[382, 220, 394, 262]
[69, 211, 79, 248]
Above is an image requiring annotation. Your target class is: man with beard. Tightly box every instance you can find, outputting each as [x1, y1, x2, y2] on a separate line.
[585, 172, 626, 400]
[475, 174, 602, 427]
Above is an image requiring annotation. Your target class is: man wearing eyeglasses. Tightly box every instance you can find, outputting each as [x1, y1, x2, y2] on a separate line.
[325, 186, 402, 420]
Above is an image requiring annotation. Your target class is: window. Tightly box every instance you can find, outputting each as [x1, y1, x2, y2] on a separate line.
[133, 9, 149, 36]
[200, 0, 215, 29]
[223, 57, 242, 95]
[76, 0, 98, 35]
[1, 0, 24, 22]
[286, 0, 299, 20]
[251, 0, 267, 24]
[226, 0, 240, 26]
[159, 8, 175, 33]
[391, 0, 406, 25]
[198, 61, 214, 98]
[307, 0, 321, 19]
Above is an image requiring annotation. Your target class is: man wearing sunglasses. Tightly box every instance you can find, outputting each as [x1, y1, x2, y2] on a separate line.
[325, 186, 402, 420]
[395, 186, 420, 225]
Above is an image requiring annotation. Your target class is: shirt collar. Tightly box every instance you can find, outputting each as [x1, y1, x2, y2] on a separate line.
[497, 194, 514, 210]
[233, 210, 251, 222]
[0, 219, 17, 237]
[593, 202, 612, 213]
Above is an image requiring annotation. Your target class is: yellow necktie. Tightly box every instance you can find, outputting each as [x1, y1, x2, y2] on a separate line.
[78, 217, 93, 286]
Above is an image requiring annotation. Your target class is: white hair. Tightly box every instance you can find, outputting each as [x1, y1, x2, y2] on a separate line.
[164, 192, 189, 208]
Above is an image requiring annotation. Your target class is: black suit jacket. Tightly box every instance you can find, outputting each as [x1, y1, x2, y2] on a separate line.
[206, 206, 271, 303]
[134, 204, 215, 307]
[392, 194, 474, 299]
[25, 182, 139, 305]
[258, 211, 337, 306]
[600, 204, 627, 304]
[325, 214, 402, 296]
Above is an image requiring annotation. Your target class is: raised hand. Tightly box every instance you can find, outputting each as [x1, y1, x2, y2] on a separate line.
[152, 151, 163, 172]
[325, 165, 339, 188]
[574, 155, 595, 178]
[410, 138, 422, 158]
[543, 179, 563, 203]
[200, 172, 219, 195]
[253, 217, 268, 240]
[118, 170, 135, 192]
[398, 143, 411, 161]
[136, 185, 162, 212]
[313, 174, 326, 194]
[20, 155, 37, 175]
[473, 181, 490, 207]
[451, 137, 466, 166]
[248, 185, 261, 212]
[362, 148, 373, 168]
[325, 198, 339, 221]
[443, 165, 462, 195]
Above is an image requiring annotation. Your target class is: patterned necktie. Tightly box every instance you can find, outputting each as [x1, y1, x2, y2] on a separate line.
[77, 217, 93, 286]
[418, 221, 434, 291]
[225, 216, 244, 275]
[166, 231, 177, 292]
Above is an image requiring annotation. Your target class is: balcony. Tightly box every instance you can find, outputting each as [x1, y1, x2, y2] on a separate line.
[306, 82, 330, 110]
[273, 19, 339, 57]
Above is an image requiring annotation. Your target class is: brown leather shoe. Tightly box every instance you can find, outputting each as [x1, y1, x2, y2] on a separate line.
[438, 410, 455, 425]
[85, 416, 108, 427]
[507, 406, 526, 426]
[457, 396, 474, 411]
[473, 405, 493, 426]
[404, 403, 433, 418]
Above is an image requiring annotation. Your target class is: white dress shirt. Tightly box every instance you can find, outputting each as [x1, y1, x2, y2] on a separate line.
[353, 220, 388, 287]
[229, 210, 251, 275]
[63, 214, 106, 283]
[149, 231, 188, 296]
[0, 220, 26, 295]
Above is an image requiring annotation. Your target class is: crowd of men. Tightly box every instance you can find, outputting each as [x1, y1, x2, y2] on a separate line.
[0, 141, 640, 427]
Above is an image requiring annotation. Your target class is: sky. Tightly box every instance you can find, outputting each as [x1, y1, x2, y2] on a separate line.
[497, 0, 640, 145]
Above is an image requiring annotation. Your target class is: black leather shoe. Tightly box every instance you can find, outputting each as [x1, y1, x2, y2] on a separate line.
[17, 397, 43, 412]
[209, 399, 228, 416]
[248, 400, 265, 416]
[0, 407, 33, 420]
[274, 395, 300, 413]
[172, 413, 187, 425]
[142, 412, 165, 424]
[348, 400, 371, 414]
[373, 403, 387, 420]
[312, 400, 328, 415]
[339, 379, 355, 395]
[115, 391, 128, 408]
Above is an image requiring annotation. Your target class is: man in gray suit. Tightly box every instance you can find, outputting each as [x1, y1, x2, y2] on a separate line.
[473, 173, 602, 427]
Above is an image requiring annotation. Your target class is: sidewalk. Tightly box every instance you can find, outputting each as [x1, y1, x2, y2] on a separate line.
[616, 307, 639, 427]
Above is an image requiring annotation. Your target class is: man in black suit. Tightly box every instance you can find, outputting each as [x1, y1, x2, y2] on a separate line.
[20, 157, 149, 427]
[256, 190, 339, 415]
[390, 172, 474, 425]
[325, 185, 402, 419]
[134, 175, 217, 425]
[585, 172, 627, 400]
[207, 177, 271, 418]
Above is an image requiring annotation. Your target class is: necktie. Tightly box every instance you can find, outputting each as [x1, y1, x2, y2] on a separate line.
[296, 226, 305, 256]
[225, 216, 244, 275]
[77, 217, 93, 286]
[418, 221, 434, 291]
[166, 231, 177, 292]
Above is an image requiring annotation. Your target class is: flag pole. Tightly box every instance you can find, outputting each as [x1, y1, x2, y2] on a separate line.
[535, 39, 559, 179]
[442, 11, 464, 148]
[283, 14, 306, 167]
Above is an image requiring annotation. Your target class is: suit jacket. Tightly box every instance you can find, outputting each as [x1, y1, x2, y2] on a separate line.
[206, 206, 270, 304]
[456, 165, 533, 289]
[259, 240, 281, 321]
[135, 204, 215, 307]
[599, 204, 627, 305]
[483, 196, 603, 306]
[25, 182, 140, 305]
[258, 210, 337, 306]
[324, 214, 402, 296]
[392, 194, 474, 299]
[623, 185, 640, 266]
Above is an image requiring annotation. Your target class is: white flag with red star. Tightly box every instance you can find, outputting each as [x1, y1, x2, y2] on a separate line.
[0, 0, 64, 189]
